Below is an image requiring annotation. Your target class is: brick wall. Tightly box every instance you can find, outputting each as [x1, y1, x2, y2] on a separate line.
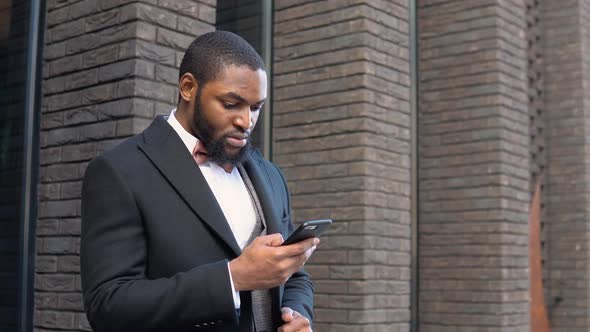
[273, 1, 412, 331]
[418, 0, 531, 330]
[35, 1, 214, 331]
[542, 0, 590, 330]
[35, 1, 590, 331]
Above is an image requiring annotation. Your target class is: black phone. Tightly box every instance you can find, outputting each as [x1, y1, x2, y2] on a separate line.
[281, 219, 332, 246]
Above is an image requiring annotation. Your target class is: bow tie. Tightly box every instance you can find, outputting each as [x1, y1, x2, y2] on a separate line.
[192, 140, 234, 173]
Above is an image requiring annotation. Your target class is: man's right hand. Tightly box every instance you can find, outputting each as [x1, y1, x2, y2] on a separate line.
[229, 234, 318, 291]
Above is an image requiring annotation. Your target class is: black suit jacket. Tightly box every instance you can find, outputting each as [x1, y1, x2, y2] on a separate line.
[80, 116, 314, 332]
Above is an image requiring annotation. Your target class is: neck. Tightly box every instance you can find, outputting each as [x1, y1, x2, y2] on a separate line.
[175, 104, 196, 138]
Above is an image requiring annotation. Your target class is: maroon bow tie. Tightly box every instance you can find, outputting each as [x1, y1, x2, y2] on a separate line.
[192, 141, 233, 173]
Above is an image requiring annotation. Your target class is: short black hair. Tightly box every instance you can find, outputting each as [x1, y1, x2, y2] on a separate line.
[178, 31, 265, 85]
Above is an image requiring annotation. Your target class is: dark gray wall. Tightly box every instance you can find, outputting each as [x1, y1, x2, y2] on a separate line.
[34, 0, 590, 331]
[35, 1, 215, 330]
[418, 0, 531, 330]
[273, 1, 413, 331]
[543, 0, 590, 330]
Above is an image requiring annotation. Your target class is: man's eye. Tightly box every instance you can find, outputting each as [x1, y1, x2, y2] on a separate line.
[223, 103, 237, 109]
[251, 105, 262, 112]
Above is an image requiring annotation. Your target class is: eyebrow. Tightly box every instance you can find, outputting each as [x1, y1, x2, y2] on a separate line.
[222, 92, 266, 105]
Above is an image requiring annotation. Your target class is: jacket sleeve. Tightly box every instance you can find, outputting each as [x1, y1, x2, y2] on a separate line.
[281, 224, 315, 322]
[81, 155, 238, 332]
[273, 164, 315, 322]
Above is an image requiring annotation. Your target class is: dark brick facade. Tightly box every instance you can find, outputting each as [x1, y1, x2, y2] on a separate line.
[542, 0, 590, 330]
[273, 1, 412, 331]
[32, 0, 590, 331]
[418, 0, 531, 330]
[36, 1, 214, 331]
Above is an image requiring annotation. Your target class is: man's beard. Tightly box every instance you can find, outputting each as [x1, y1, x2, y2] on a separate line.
[192, 87, 252, 166]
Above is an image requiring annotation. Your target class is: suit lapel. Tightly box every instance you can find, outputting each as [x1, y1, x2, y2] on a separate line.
[242, 151, 285, 326]
[137, 116, 242, 256]
[242, 152, 282, 236]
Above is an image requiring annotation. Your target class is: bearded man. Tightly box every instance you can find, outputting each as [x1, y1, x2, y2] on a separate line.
[81, 31, 316, 332]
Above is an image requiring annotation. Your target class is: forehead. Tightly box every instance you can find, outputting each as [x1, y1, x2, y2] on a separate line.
[204, 65, 267, 102]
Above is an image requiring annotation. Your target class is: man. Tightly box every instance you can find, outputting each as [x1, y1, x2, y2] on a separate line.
[81, 31, 317, 332]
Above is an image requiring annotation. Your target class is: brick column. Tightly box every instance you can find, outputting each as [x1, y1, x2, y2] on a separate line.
[542, 0, 590, 330]
[35, 1, 214, 331]
[273, 1, 412, 331]
[418, 0, 531, 330]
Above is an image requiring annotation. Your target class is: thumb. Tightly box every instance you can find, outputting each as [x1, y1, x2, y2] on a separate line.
[266, 233, 284, 247]
[281, 307, 294, 322]
[252, 233, 283, 246]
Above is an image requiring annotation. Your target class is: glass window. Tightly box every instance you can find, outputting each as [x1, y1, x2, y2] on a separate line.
[216, 0, 273, 159]
[0, 0, 43, 331]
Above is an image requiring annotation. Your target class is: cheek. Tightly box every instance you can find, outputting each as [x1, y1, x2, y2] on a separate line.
[203, 106, 230, 134]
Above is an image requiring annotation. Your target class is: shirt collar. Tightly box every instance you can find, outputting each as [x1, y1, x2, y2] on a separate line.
[167, 108, 198, 155]
[166, 109, 236, 173]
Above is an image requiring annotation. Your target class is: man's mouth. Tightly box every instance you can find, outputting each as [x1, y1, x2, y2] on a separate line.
[226, 135, 248, 148]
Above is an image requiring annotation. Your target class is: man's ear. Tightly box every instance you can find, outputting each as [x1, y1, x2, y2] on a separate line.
[179, 73, 197, 103]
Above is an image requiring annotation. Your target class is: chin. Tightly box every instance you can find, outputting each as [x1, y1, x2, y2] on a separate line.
[223, 144, 241, 154]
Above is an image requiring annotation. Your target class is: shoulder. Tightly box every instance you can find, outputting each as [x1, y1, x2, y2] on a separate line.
[248, 148, 287, 184]
[88, 115, 167, 173]
[246, 149, 291, 213]
[102, 135, 142, 160]
[84, 133, 144, 182]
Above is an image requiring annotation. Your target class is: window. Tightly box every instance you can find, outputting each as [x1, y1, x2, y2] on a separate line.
[0, 0, 43, 331]
[216, 0, 273, 159]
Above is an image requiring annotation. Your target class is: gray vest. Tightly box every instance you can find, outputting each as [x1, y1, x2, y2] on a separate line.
[237, 164, 274, 332]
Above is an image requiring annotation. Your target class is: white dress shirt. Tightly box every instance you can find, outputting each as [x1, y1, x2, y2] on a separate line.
[167, 109, 257, 309]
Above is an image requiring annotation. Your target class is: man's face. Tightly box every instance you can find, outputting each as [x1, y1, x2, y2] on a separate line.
[191, 65, 267, 164]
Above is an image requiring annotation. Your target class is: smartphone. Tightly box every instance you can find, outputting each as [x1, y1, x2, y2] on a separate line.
[281, 219, 332, 246]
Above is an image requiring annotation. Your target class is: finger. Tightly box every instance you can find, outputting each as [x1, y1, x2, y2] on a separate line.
[256, 233, 284, 246]
[281, 307, 294, 322]
[280, 252, 313, 274]
[290, 314, 311, 330]
[304, 246, 316, 260]
[283, 248, 317, 273]
[269, 233, 284, 246]
[302, 245, 317, 263]
[279, 238, 319, 257]
[278, 314, 311, 332]
[278, 321, 298, 332]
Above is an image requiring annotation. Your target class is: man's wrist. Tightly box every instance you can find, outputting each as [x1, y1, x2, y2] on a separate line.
[227, 261, 240, 309]
[228, 259, 244, 291]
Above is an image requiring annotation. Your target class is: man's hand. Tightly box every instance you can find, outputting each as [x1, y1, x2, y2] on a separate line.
[229, 234, 318, 291]
[278, 307, 311, 332]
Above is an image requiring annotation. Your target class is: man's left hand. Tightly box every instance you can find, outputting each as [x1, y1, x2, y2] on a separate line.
[278, 307, 311, 332]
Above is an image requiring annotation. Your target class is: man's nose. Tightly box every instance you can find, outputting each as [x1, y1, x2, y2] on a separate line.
[234, 107, 251, 130]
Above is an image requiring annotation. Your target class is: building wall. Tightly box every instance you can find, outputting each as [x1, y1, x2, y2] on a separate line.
[542, 0, 590, 330]
[273, 1, 412, 331]
[31, 0, 590, 331]
[35, 1, 214, 331]
[417, 0, 531, 330]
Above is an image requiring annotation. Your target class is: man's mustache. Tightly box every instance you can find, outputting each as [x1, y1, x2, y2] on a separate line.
[225, 129, 251, 140]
